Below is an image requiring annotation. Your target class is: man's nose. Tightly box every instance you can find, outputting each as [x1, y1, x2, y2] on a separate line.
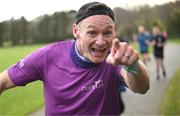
[95, 35, 106, 46]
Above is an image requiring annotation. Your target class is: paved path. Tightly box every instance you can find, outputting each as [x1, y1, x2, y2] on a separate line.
[122, 44, 180, 115]
[30, 44, 180, 116]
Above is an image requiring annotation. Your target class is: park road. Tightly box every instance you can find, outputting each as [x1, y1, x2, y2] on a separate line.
[122, 43, 180, 115]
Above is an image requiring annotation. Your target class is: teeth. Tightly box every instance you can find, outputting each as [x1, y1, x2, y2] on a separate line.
[95, 49, 100, 52]
[92, 48, 105, 52]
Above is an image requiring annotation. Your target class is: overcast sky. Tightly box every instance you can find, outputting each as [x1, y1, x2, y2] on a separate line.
[0, 0, 175, 22]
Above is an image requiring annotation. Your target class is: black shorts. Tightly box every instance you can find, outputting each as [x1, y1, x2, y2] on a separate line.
[140, 50, 148, 54]
[154, 50, 164, 59]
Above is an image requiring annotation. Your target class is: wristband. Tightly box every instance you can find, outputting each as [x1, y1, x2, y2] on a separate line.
[123, 61, 138, 74]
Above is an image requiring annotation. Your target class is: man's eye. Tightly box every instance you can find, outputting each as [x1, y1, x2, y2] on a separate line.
[87, 31, 97, 36]
[103, 31, 113, 37]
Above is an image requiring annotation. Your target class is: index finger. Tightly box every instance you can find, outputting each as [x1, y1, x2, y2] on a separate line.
[112, 38, 120, 51]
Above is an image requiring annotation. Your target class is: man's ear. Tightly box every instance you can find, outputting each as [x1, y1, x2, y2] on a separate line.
[73, 23, 80, 39]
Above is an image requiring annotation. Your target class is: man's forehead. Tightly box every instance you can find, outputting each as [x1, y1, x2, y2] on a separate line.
[87, 24, 114, 30]
[80, 15, 114, 29]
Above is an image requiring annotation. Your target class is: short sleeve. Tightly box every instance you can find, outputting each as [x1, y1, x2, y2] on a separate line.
[8, 47, 47, 86]
[162, 35, 166, 43]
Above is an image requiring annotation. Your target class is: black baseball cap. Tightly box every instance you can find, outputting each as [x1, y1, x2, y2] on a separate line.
[75, 2, 115, 24]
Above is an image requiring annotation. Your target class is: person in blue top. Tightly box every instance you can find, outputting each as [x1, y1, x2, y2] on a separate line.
[137, 25, 151, 65]
[151, 26, 166, 80]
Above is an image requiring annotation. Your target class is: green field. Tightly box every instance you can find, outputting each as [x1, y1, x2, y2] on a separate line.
[167, 38, 180, 44]
[0, 44, 45, 115]
[160, 68, 180, 115]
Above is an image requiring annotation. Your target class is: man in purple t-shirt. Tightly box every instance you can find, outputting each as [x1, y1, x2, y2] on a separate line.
[0, 2, 150, 115]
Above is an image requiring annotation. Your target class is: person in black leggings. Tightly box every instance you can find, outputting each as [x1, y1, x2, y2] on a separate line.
[151, 26, 166, 80]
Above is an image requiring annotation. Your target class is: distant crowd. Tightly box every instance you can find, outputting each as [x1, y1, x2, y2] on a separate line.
[116, 25, 167, 80]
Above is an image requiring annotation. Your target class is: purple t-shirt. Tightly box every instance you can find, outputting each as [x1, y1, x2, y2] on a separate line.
[8, 39, 124, 115]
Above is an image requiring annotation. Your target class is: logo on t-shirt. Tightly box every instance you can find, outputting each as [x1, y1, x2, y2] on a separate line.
[81, 79, 104, 92]
[19, 59, 25, 68]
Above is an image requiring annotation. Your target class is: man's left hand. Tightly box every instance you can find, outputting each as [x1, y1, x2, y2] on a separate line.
[106, 38, 139, 66]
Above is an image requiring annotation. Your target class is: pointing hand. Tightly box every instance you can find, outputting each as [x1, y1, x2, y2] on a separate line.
[106, 38, 139, 66]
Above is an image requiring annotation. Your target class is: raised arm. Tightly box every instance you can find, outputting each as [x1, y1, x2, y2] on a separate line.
[0, 70, 15, 95]
[106, 39, 150, 94]
[120, 61, 149, 94]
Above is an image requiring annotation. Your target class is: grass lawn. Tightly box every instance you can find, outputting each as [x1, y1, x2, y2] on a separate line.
[167, 38, 180, 44]
[0, 44, 45, 115]
[160, 68, 180, 115]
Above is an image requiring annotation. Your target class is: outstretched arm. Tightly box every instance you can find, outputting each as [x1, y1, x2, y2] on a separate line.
[0, 70, 15, 95]
[120, 61, 149, 94]
[106, 39, 149, 94]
